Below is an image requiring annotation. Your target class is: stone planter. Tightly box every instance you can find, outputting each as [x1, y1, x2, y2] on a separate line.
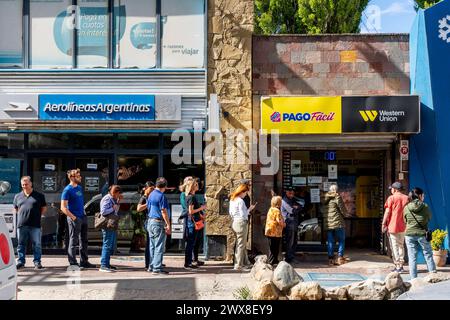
[433, 250, 448, 267]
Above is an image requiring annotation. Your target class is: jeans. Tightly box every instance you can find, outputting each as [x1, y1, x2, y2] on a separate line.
[193, 228, 203, 262]
[144, 219, 150, 269]
[67, 215, 89, 265]
[232, 219, 250, 269]
[267, 236, 281, 265]
[285, 219, 298, 262]
[184, 225, 197, 266]
[147, 220, 166, 272]
[389, 232, 406, 267]
[327, 228, 345, 258]
[100, 229, 117, 268]
[405, 235, 436, 279]
[17, 226, 42, 264]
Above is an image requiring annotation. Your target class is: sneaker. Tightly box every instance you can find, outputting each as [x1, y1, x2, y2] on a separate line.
[80, 262, 96, 269]
[99, 266, 115, 273]
[34, 263, 44, 270]
[336, 257, 346, 265]
[184, 264, 198, 270]
[192, 260, 205, 266]
[152, 270, 169, 275]
[328, 258, 335, 266]
[16, 262, 25, 269]
[109, 265, 117, 270]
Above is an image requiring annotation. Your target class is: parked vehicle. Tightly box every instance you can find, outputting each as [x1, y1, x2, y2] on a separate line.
[0, 215, 17, 300]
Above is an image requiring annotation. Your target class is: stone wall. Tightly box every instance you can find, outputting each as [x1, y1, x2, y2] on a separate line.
[251, 34, 410, 255]
[206, 0, 254, 261]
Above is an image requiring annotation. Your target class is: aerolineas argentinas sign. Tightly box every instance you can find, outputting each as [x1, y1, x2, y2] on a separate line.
[39, 94, 155, 121]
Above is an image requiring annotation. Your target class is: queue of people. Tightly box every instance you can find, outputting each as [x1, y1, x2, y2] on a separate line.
[12, 170, 439, 279]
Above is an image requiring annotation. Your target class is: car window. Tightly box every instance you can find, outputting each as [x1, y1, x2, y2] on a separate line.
[85, 200, 100, 216]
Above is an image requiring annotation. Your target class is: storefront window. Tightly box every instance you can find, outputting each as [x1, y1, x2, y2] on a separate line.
[0, 133, 24, 149]
[73, 134, 113, 149]
[116, 154, 158, 190]
[117, 133, 159, 149]
[30, 0, 73, 69]
[0, 0, 23, 68]
[163, 154, 205, 194]
[29, 133, 71, 149]
[161, 0, 204, 68]
[113, 0, 157, 69]
[76, 0, 109, 68]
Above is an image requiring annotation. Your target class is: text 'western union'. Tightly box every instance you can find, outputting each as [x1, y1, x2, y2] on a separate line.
[43, 102, 151, 114]
[360, 110, 405, 122]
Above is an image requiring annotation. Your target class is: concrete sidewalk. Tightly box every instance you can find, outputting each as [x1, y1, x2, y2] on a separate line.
[16, 249, 450, 300]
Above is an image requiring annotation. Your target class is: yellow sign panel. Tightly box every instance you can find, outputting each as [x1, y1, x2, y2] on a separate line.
[340, 50, 358, 62]
[261, 96, 342, 134]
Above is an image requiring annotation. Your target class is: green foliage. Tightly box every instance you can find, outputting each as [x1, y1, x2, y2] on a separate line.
[298, 0, 370, 34]
[414, 0, 442, 11]
[255, 0, 303, 34]
[233, 286, 252, 300]
[254, 0, 369, 35]
[431, 229, 448, 251]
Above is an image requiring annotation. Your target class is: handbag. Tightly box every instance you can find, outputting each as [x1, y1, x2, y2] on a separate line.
[409, 210, 432, 242]
[192, 214, 205, 231]
[94, 212, 107, 229]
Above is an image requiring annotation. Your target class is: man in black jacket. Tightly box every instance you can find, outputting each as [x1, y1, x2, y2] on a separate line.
[281, 187, 303, 263]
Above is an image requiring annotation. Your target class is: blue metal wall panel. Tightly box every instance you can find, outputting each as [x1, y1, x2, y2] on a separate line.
[410, 1, 450, 250]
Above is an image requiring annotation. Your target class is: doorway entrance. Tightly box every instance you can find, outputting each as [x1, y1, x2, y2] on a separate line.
[278, 149, 387, 251]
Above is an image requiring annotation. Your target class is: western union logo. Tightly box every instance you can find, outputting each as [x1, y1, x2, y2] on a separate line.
[359, 110, 378, 122]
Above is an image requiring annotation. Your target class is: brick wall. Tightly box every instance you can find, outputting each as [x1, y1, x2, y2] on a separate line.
[253, 34, 410, 97]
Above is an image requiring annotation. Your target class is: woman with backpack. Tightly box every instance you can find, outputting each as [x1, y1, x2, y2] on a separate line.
[403, 187, 437, 279]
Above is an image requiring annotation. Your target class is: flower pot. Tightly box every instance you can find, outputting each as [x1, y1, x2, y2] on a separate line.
[433, 249, 448, 267]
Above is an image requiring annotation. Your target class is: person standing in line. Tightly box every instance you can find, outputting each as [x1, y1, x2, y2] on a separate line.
[229, 184, 256, 271]
[265, 196, 285, 266]
[147, 177, 171, 275]
[183, 179, 207, 270]
[137, 181, 155, 271]
[99, 185, 122, 273]
[239, 179, 252, 210]
[323, 184, 348, 266]
[281, 187, 302, 263]
[382, 182, 409, 272]
[192, 177, 206, 267]
[14, 176, 47, 270]
[403, 187, 437, 279]
[61, 169, 95, 269]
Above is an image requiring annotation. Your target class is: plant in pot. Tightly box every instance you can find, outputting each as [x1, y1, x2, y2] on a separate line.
[431, 229, 448, 267]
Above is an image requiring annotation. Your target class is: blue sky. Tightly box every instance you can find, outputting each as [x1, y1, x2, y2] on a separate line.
[360, 0, 418, 33]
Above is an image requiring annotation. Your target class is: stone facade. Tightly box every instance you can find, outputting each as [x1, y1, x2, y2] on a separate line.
[206, 0, 254, 261]
[251, 34, 410, 255]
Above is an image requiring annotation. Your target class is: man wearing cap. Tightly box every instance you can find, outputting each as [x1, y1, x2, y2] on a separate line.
[281, 187, 303, 263]
[382, 182, 409, 272]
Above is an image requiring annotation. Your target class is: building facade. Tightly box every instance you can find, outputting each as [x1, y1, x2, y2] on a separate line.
[0, 0, 207, 252]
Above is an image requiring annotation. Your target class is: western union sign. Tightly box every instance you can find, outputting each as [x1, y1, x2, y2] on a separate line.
[261, 95, 420, 134]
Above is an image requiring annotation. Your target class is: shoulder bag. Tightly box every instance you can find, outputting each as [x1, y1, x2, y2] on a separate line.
[409, 210, 432, 242]
[94, 212, 108, 229]
[192, 214, 205, 231]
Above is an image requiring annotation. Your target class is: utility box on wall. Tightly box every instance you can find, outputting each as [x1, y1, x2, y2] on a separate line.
[206, 235, 227, 259]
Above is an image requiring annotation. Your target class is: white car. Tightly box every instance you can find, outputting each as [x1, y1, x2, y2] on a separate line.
[0, 216, 17, 300]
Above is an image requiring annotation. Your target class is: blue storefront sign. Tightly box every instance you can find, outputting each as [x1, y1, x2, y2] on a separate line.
[39, 94, 155, 121]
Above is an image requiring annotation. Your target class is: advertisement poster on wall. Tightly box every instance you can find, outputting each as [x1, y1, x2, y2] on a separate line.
[0, 0, 23, 67]
[114, 0, 157, 68]
[161, 0, 204, 68]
